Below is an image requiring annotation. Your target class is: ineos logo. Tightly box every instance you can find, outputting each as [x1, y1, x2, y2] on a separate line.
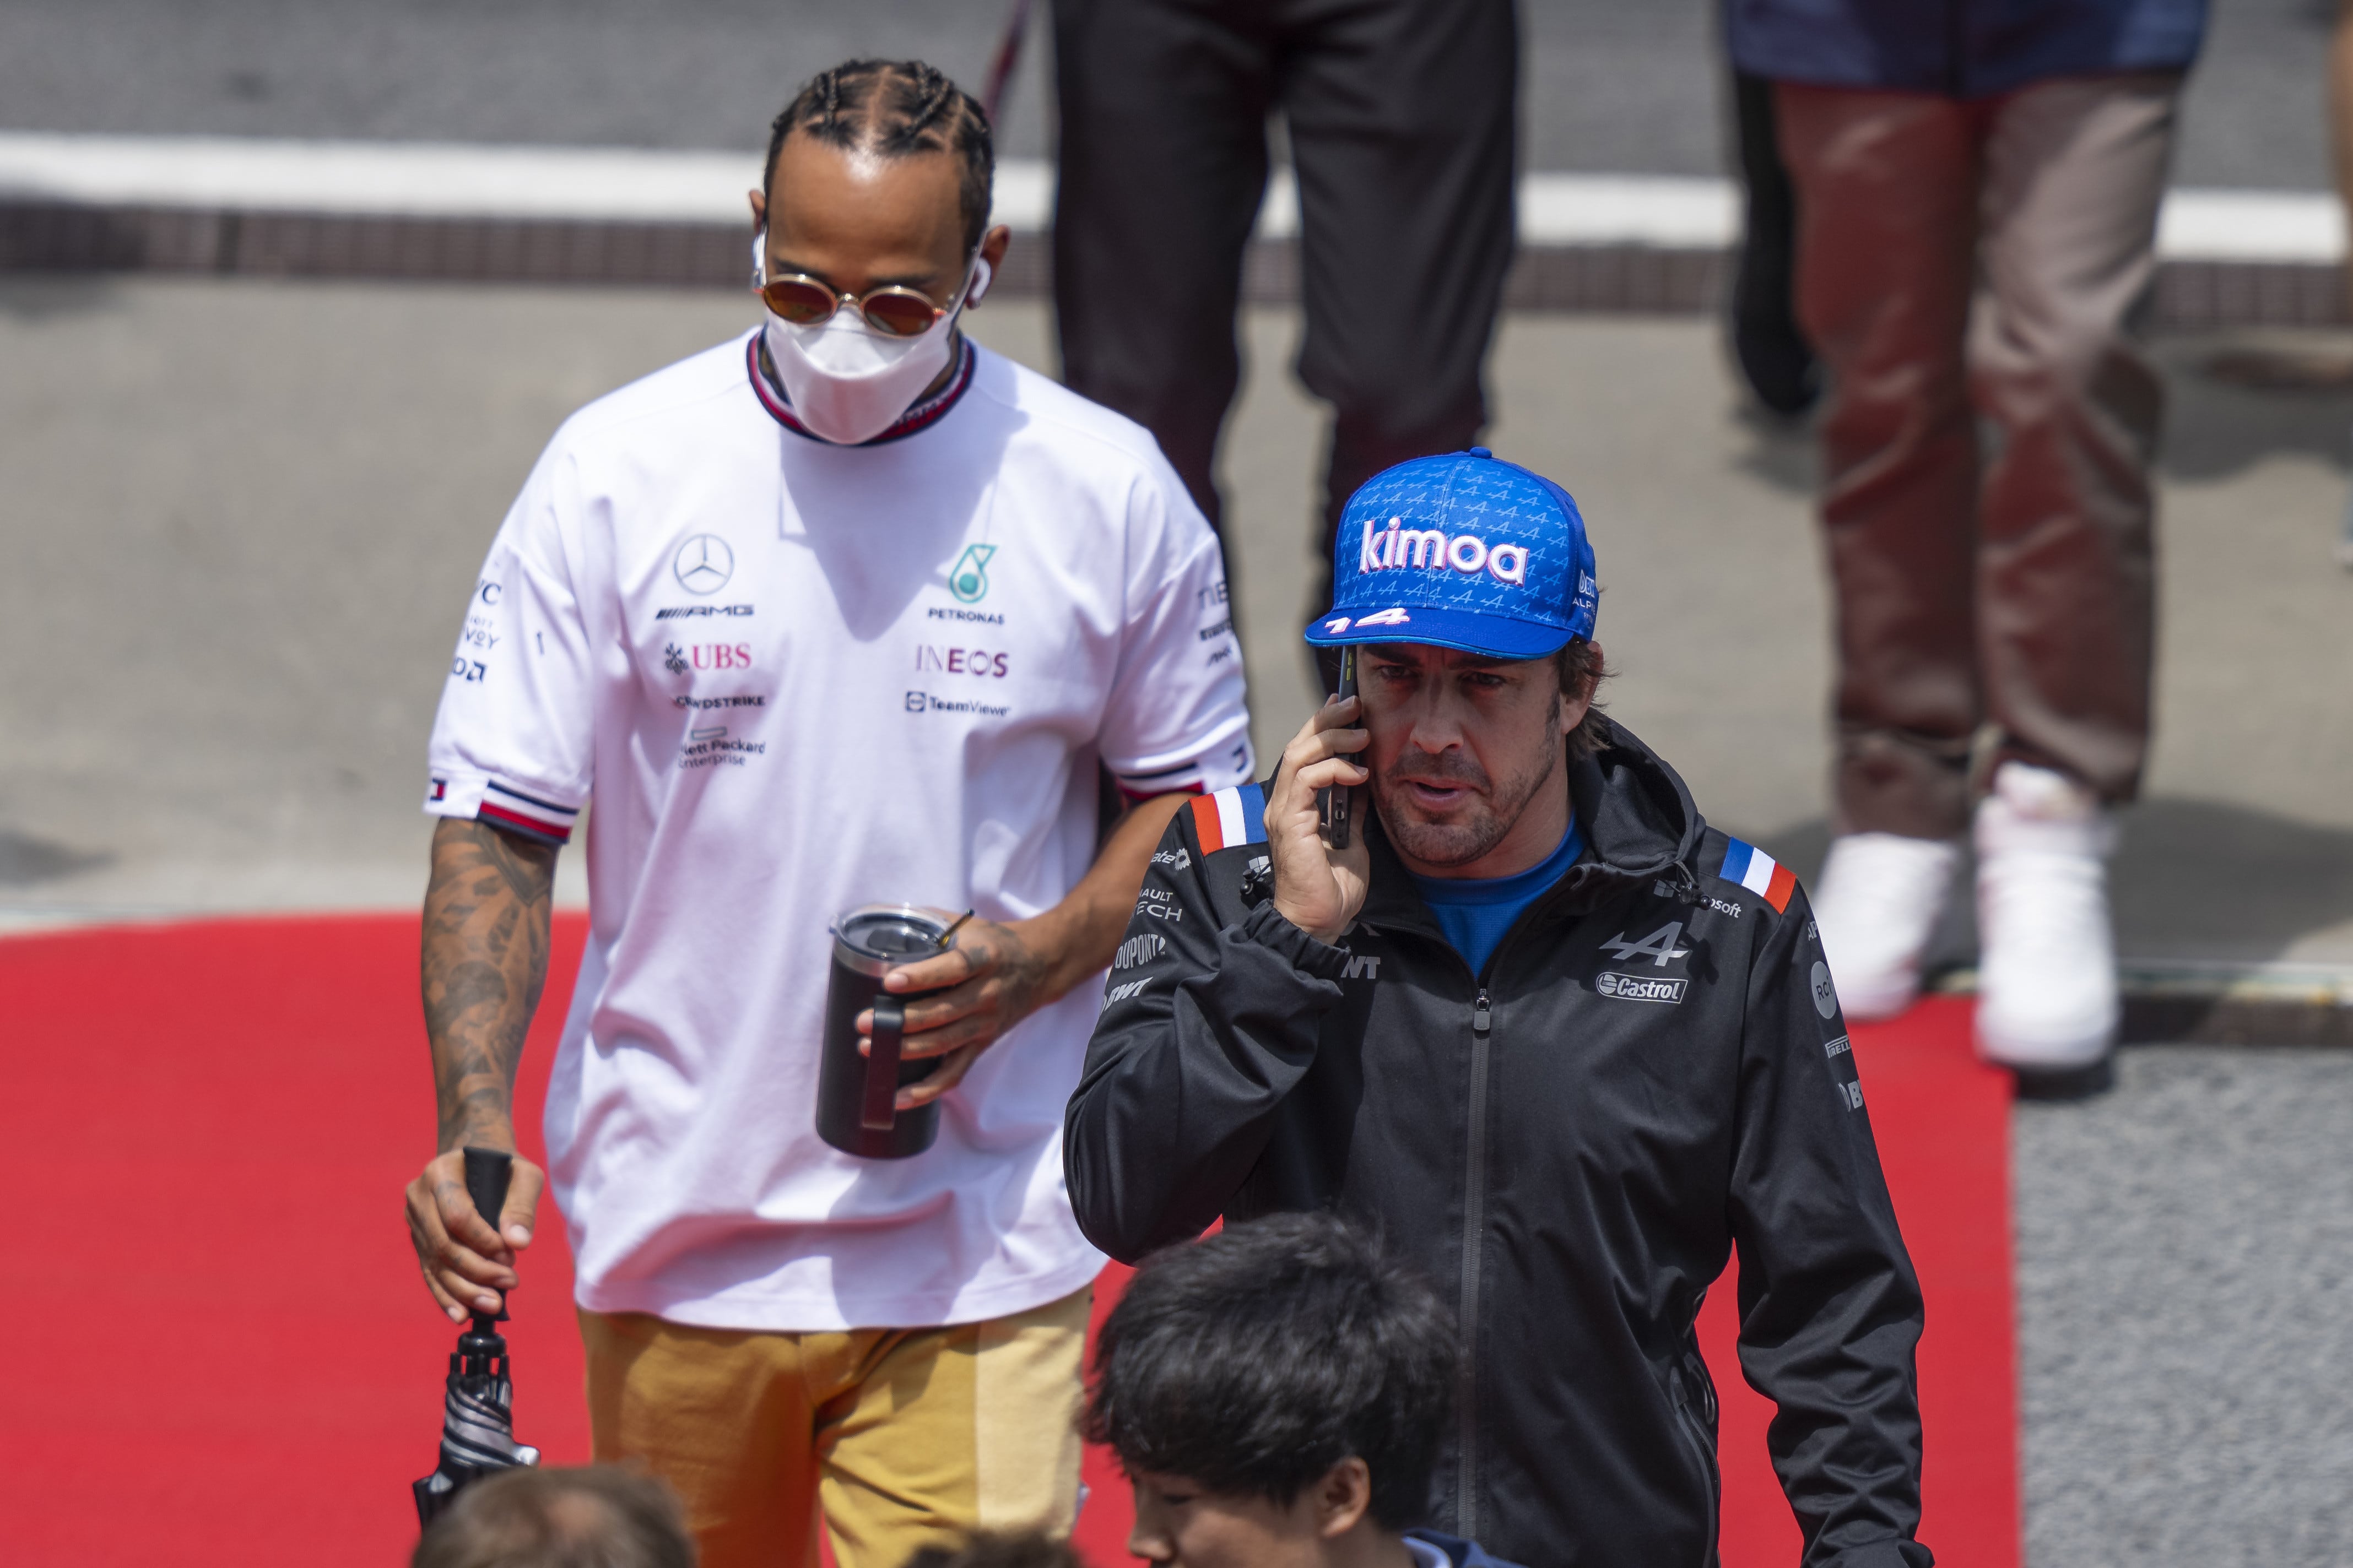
[916, 645, 1010, 677]
[673, 535, 735, 595]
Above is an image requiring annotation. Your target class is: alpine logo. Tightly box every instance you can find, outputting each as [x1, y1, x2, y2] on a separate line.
[1600, 921, 1689, 968]
[1596, 972, 1687, 1004]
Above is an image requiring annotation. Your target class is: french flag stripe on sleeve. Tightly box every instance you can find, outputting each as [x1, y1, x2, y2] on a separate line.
[1189, 784, 1267, 855]
[1719, 837, 1797, 913]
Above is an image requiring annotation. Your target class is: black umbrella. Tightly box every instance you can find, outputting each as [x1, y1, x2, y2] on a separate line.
[414, 1147, 541, 1528]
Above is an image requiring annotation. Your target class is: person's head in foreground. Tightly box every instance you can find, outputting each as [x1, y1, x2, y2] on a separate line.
[901, 1531, 1087, 1568]
[412, 1464, 694, 1568]
[748, 57, 1009, 446]
[1085, 1213, 1519, 1568]
[1296, 448, 1605, 892]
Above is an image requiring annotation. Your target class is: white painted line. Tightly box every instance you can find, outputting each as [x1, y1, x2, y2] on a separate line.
[993, 158, 1053, 233]
[0, 133, 2343, 263]
[0, 133, 763, 224]
[1517, 173, 1739, 248]
[2157, 187, 2346, 262]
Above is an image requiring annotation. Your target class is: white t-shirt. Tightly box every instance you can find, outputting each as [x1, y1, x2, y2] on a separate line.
[425, 332, 1252, 1331]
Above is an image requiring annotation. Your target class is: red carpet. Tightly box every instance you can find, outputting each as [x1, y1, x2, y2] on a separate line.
[1, 918, 2013, 1567]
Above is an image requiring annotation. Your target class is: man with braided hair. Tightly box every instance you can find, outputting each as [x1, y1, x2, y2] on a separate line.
[401, 58, 1253, 1568]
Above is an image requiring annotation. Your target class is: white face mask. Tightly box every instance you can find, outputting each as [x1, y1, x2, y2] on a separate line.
[755, 233, 991, 446]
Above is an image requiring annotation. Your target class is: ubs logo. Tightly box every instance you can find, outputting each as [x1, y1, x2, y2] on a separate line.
[667, 643, 752, 672]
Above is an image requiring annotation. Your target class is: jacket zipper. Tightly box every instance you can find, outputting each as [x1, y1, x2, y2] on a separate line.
[1457, 986, 1492, 1540]
[1672, 1359, 1722, 1568]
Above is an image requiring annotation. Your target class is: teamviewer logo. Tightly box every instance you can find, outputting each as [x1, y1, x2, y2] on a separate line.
[905, 691, 926, 712]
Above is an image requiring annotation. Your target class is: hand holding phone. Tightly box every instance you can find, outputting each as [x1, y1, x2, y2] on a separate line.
[1318, 647, 1357, 848]
[1270, 670, 1372, 944]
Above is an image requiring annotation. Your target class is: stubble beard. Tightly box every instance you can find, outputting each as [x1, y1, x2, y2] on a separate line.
[1371, 695, 1563, 870]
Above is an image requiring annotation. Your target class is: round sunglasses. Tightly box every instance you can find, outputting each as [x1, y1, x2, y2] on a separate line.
[755, 263, 973, 339]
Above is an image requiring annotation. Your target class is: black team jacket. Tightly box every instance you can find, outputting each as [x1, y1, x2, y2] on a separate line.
[1064, 719, 1930, 1568]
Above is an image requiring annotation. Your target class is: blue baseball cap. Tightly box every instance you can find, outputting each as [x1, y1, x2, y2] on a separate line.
[1305, 448, 1598, 659]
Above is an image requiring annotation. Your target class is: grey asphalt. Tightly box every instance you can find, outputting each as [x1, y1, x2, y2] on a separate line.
[0, 0, 2336, 189]
[2015, 1047, 2353, 1567]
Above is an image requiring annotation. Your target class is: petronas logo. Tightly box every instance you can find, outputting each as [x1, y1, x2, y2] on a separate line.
[948, 544, 997, 604]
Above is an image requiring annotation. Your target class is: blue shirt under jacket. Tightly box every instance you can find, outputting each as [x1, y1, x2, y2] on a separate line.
[1725, 0, 2207, 99]
[1408, 820, 1586, 979]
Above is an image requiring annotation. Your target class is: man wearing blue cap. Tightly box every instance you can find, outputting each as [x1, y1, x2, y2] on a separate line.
[1065, 451, 1930, 1568]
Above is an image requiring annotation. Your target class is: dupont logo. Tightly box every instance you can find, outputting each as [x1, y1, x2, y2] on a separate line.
[1596, 972, 1687, 1004]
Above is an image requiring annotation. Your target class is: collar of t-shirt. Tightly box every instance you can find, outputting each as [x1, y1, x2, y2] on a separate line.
[747, 332, 977, 446]
[1406, 816, 1586, 978]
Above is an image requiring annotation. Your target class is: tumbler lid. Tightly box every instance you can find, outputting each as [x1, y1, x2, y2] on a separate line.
[830, 904, 956, 976]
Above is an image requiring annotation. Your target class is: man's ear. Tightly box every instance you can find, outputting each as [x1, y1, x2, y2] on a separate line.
[1313, 1457, 1375, 1539]
[972, 223, 1013, 306]
[1558, 639, 1603, 736]
[748, 188, 767, 231]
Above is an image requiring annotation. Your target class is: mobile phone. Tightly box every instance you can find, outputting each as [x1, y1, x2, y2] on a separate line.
[1319, 646, 1357, 849]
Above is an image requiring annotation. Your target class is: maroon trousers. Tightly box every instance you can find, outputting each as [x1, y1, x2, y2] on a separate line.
[1778, 74, 2178, 838]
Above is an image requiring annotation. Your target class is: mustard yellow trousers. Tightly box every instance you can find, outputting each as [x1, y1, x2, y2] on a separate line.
[578, 1287, 1089, 1568]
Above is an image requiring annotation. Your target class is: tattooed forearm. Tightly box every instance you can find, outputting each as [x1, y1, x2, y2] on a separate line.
[423, 817, 558, 1152]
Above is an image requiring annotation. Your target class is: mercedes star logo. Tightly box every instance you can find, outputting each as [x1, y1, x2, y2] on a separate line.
[673, 534, 735, 596]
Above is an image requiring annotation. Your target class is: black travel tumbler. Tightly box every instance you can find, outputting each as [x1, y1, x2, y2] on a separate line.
[817, 904, 955, 1159]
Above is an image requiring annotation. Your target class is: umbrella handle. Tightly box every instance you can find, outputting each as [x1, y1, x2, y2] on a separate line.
[462, 1147, 515, 1322]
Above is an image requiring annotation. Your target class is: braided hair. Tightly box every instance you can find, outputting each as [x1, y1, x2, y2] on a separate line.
[766, 59, 996, 253]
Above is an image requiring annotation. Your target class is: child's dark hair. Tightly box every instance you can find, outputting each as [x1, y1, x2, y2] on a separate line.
[901, 1532, 1085, 1568]
[1082, 1212, 1456, 1530]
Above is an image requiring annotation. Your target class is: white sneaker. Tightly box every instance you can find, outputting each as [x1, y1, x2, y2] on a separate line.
[1974, 761, 2119, 1071]
[1812, 832, 1962, 1019]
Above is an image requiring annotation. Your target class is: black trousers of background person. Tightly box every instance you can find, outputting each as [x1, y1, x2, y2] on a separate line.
[1052, 0, 1518, 615]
